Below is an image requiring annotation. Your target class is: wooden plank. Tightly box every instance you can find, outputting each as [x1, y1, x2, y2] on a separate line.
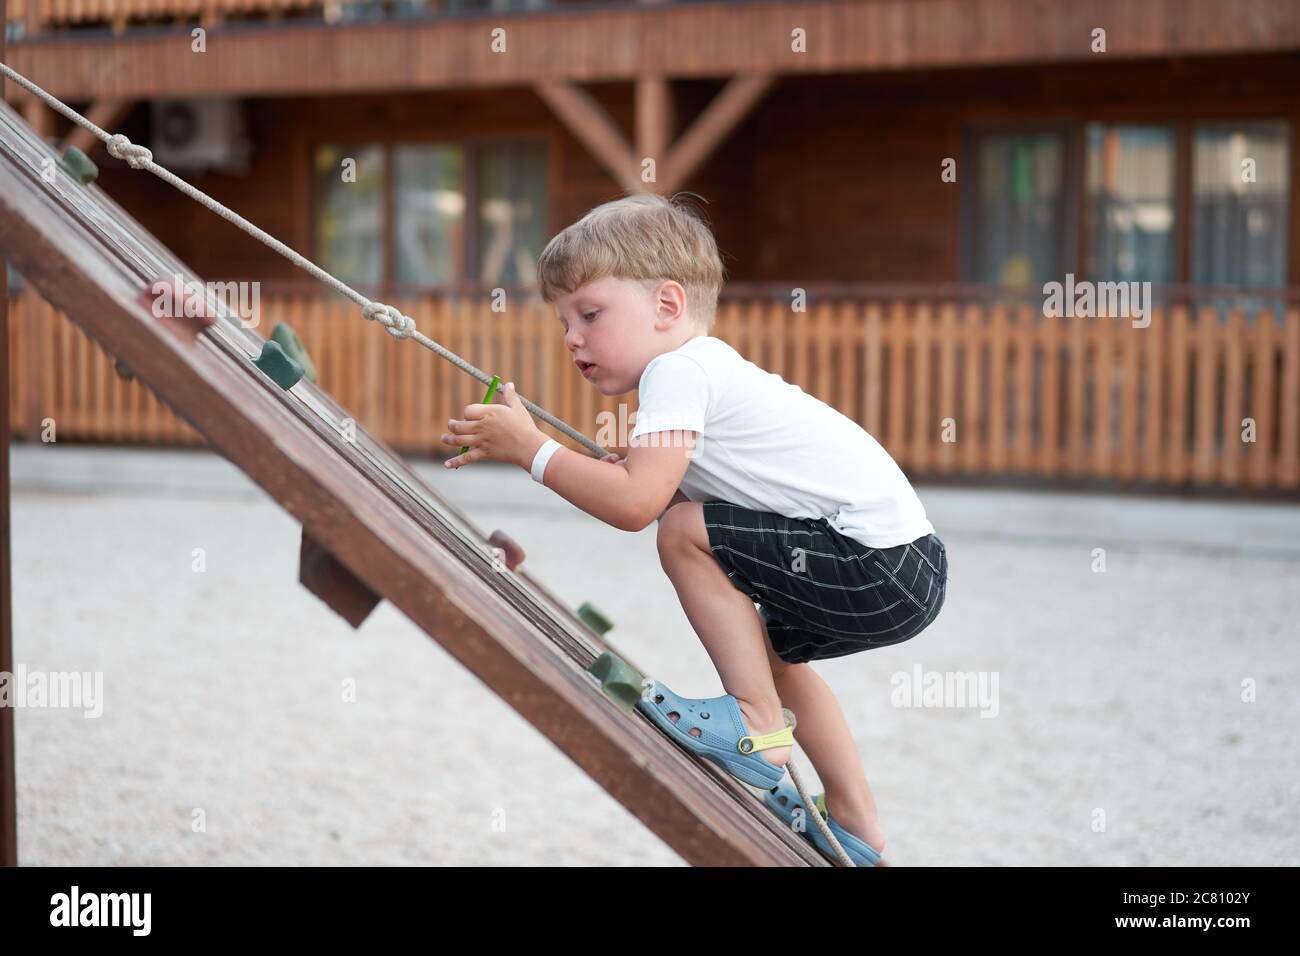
[1066, 309, 1086, 476]
[887, 300, 907, 463]
[1040, 308, 1060, 477]
[1167, 305, 1190, 484]
[1221, 308, 1245, 486]
[299, 528, 382, 629]
[831, 300, 851, 417]
[1093, 313, 1112, 479]
[961, 302, 983, 474]
[1140, 307, 1164, 482]
[987, 303, 1007, 473]
[1194, 306, 1218, 484]
[1248, 308, 1276, 489]
[1012, 304, 1033, 474]
[1119, 314, 1140, 483]
[911, 300, 932, 472]
[1280, 306, 1300, 488]
[0, 0, 16, 868]
[937, 301, 957, 474]
[0, 98, 823, 867]
[862, 300, 883, 439]
[792, 299, 810, 393]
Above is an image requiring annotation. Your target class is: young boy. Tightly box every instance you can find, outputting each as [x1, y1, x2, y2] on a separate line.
[440, 193, 947, 866]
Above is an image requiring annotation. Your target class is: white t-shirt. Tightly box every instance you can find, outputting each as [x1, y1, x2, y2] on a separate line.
[629, 334, 935, 549]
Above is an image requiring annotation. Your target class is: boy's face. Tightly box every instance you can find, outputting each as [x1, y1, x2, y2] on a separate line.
[553, 275, 695, 396]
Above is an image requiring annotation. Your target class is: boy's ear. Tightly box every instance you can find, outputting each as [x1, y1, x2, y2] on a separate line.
[654, 280, 689, 328]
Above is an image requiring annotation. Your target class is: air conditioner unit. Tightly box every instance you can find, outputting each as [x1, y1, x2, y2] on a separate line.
[150, 99, 253, 173]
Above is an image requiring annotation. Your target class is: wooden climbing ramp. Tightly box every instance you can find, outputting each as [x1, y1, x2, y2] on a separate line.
[0, 96, 826, 866]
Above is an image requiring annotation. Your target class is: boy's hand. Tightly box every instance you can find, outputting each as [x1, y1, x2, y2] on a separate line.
[442, 381, 546, 470]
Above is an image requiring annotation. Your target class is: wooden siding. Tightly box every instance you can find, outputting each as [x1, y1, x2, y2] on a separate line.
[6, 0, 1300, 102]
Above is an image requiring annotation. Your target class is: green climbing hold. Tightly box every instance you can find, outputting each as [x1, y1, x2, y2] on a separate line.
[58, 147, 98, 186]
[577, 601, 613, 636]
[270, 322, 317, 383]
[254, 340, 305, 390]
[586, 651, 646, 713]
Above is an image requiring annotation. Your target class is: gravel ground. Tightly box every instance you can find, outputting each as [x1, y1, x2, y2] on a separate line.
[8, 444, 1299, 866]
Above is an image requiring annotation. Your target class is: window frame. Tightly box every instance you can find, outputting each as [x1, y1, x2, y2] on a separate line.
[962, 114, 1295, 290]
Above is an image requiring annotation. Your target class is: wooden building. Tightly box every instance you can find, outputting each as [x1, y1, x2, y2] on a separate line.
[4, 0, 1300, 492]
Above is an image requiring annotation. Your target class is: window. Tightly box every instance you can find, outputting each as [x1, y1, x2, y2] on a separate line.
[313, 140, 548, 291]
[966, 130, 1067, 289]
[1085, 124, 1176, 284]
[476, 142, 547, 287]
[313, 144, 384, 287]
[965, 119, 1292, 297]
[1191, 121, 1289, 290]
[394, 144, 465, 285]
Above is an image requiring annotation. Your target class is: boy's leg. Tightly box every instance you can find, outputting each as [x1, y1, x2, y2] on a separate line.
[657, 502, 886, 854]
[768, 653, 888, 855]
[655, 502, 790, 768]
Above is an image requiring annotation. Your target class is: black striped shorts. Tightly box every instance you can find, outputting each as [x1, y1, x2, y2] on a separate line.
[702, 501, 948, 665]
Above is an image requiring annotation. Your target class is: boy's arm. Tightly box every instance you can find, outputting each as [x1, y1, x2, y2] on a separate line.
[527, 431, 696, 533]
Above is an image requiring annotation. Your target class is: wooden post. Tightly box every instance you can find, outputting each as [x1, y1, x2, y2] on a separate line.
[1, 0, 21, 868]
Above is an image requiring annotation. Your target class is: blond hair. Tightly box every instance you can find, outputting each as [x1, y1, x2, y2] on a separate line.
[536, 192, 726, 331]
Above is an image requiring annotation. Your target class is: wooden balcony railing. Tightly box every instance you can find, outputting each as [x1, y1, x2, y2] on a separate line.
[7, 288, 1300, 492]
[5, 0, 596, 35]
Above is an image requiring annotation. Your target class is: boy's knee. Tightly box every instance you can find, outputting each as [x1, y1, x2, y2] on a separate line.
[655, 500, 697, 555]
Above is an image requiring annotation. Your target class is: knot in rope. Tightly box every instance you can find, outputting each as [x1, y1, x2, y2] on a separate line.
[106, 134, 153, 170]
[362, 302, 416, 340]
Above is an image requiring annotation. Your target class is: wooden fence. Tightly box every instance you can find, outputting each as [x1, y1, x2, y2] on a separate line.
[6, 289, 1300, 491]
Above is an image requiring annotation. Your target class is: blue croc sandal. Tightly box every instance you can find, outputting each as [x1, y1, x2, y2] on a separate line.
[764, 777, 884, 867]
[636, 679, 792, 789]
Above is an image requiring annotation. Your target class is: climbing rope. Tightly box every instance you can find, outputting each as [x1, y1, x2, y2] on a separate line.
[781, 708, 858, 867]
[0, 60, 608, 458]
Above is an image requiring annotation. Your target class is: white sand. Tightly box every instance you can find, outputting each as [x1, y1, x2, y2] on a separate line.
[8, 444, 1300, 865]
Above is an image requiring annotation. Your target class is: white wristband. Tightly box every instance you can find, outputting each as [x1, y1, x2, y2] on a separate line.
[530, 439, 562, 484]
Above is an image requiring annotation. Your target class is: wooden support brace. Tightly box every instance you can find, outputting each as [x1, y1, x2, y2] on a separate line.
[299, 528, 382, 629]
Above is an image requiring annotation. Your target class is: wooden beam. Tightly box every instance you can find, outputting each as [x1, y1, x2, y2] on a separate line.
[298, 528, 382, 629]
[0, 97, 825, 866]
[534, 80, 641, 194]
[660, 74, 774, 195]
[0, 0, 18, 870]
[636, 74, 674, 189]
